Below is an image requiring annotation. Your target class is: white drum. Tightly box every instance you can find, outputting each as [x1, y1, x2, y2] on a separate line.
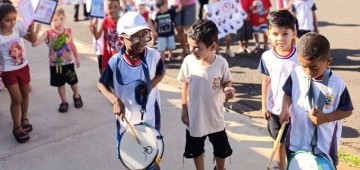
[119, 123, 164, 170]
[287, 151, 336, 170]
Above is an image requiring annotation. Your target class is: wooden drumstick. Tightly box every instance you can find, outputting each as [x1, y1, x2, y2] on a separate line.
[123, 117, 141, 145]
[266, 123, 286, 170]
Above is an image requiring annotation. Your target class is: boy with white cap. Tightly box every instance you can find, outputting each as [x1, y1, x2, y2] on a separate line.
[97, 12, 165, 170]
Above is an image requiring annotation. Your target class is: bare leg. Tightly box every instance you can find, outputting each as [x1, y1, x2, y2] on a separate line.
[175, 26, 186, 55]
[70, 83, 80, 98]
[8, 83, 23, 129]
[194, 155, 205, 170]
[263, 33, 269, 49]
[19, 83, 29, 121]
[225, 35, 231, 50]
[214, 157, 226, 170]
[254, 34, 260, 47]
[58, 85, 67, 103]
[275, 143, 287, 170]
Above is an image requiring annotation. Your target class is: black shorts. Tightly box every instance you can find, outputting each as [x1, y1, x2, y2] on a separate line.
[297, 30, 311, 38]
[50, 63, 79, 87]
[183, 129, 232, 159]
[97, 55, 103, 69]
[267, 112, 289, 143]
[237, 21, 253, 41]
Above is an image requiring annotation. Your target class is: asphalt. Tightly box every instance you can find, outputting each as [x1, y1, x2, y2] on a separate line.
[0, 42, 276, 170]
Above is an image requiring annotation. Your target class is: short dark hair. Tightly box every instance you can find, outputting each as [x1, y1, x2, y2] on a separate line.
[156, 0, 166, 8]
[0, 3, 16, 21]
[297, 33, 330, 61]
[187, 20, 218, 48]
[267, 10, 296, 31]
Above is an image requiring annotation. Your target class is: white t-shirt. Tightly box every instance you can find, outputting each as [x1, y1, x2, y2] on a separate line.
[177, 54, 232, 137]
[283, 66, 353, 159]
[292, 0, 317, 31]
[257, 46, 298, 115]
[0, 21, 28, 72]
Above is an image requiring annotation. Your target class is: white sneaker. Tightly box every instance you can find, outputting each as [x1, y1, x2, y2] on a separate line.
[226, 48, 235, 57]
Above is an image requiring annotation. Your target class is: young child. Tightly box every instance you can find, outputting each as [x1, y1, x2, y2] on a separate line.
[89, 0, 122, 72]
[249, 0, 271, 52]
[178, 20, 235, 170]
[32, 8, 83, 113]
[237, 0, 254, 54]
[153, 0, 181, 61]
[257, 10, 297, 170]
[291, 0, 319, 38]
[97, 12, 165, 170]
[280, 33, 353, 167]
[0, 3, 37, 143]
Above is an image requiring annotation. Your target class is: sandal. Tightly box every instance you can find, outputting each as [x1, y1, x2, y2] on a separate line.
[21, 118, 33, 133]
[73, 94, 83, 108]
[59, 102, 69, 113]
[12, 126, 30, 143]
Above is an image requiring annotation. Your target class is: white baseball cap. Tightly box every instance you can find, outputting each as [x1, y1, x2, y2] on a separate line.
[135, 0, 147, 6]
[117, 12, 150, 36]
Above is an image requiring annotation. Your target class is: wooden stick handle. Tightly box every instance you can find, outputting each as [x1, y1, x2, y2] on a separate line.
[266, 123, 286, 169]
[123, 117, 141, 145]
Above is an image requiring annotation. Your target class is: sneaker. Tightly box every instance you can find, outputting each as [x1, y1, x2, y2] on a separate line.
[226, 48, 235, 57]
[238, 47, 248, 54]
[253, 45, 261, 53]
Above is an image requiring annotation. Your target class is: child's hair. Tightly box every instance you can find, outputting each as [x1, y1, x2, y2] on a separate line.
[0, 3, 16, 21]
[267, 10, 296, 31]
[107, 0, 120, 5]
[54, 7, 66, 17]
[0, 0, 12, 4]
[156, 0, 166, 8]
[187, 20, 218, 48]
[297, 33, 330, 61]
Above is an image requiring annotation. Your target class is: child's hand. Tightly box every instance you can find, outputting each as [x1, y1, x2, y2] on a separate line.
[35, 23, 42, 34]
[89, 18, 98, 33]
[262, 107, 270, 120]
[113, 101, 126, 120]
[224, 87, 235, 101]
[279, 109, 290, 124]
[309, 108, 328, 125]
[181, 107, 189, 126]
[75, 57, 80, 68]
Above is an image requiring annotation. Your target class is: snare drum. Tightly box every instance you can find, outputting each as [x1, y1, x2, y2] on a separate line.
[287, 151, 336, 170]
[119, 123, 164, 170]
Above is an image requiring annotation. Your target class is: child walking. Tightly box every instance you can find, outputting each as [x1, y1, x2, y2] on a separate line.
[0, 3, 37, 143]
[32, 8, 83, 113]
[89, 0, 122, 72]
[249, 0, 271, 52]
[290, 0, 319, 37]
[98, 12, 165, 170]
[280, 33, 353, 168]
[153, 0, 181, 61]
[178, 20, 235, 170]
[257, 10, 297, 170]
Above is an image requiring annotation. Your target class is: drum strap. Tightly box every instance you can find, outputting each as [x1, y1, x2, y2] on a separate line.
[116, 47, 150, 120]
[308, 69, 330, 153]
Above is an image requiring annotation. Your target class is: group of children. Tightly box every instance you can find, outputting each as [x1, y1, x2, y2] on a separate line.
[0, 1, 354, 170]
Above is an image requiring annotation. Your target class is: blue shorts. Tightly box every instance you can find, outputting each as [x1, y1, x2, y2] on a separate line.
[157, 35, 176, 52]
[253, 24, 268, 34]
[174, 3, 196, 27]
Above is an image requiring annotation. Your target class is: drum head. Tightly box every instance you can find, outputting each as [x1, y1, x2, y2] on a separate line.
[288, 152, 318, 170]
[119, 125, 159, 170]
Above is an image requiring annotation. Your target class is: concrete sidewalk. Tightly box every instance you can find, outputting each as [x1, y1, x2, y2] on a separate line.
[0, 40, 275, 169]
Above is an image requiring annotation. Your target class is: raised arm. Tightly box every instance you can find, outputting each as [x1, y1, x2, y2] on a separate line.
[23, 22, 37, 43]
[31, 24, 47, 47]
[89, 18, 104, 40]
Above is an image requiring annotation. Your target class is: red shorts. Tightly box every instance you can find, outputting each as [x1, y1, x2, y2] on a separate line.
[0, 65, 30, 88]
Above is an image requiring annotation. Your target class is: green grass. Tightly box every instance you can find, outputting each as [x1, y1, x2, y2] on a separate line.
[339, 150, 360, 167]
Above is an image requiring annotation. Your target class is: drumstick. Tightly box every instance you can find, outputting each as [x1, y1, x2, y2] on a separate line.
[123, 117, 142, 145]
[266, 123, 286, 170]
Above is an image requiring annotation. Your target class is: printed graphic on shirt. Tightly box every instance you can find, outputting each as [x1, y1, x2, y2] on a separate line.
[49, 33, 73, 66]
[8, 41, 25, 66]
[324, 92, 334, 109]
[105, 28, 119, 54]
[212, 77, 221, 90]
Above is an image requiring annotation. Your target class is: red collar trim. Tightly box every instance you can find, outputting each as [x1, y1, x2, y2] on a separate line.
[123, 48, 147, 67]
[273, 45, 296, 59]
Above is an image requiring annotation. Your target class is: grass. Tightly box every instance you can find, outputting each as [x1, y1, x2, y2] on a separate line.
[339, 149, 360, 167]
